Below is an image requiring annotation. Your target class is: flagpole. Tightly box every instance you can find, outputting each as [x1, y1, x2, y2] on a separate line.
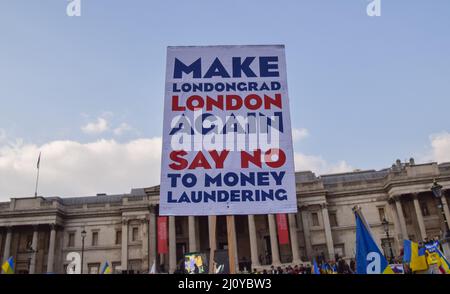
[34, 152, 41, 197]
[34, 167, 40, 197]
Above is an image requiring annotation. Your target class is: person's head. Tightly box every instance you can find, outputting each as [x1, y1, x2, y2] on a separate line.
[270, 265, 274, 269]
[253, 268, 257, 272]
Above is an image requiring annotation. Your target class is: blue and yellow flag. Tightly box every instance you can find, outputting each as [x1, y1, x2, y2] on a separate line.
[403, 240, 428, 272]
[2, 256, 14, 274]
[100, 261, 112, 274]
[355, 209, 394, 274]
[437, 248, 450, 274]
[312, 259, 320, 275]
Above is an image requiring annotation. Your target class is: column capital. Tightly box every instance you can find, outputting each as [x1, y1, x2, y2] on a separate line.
[320, 203, 328, 210]
[299, 204, 309, 210]
[392, 194, 404, 202]
[49, 223, 57, 231]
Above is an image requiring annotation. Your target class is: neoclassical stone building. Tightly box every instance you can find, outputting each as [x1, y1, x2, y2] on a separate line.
[1, 159, 450, 274]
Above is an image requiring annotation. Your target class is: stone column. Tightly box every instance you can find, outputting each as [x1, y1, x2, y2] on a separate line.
[412, 193, 427, 240]
[47, 224, 56, 273]
[168, 216, 177, 273]
[208, 216, 217, 272]
[321, 204, 335, 261]
[388, 200, 402, 252]
[188, 216, 198, 252]
[288, 213, 301, 264]
[247, 215, 260, 268]
[29, 226, 39, 274]
[121, 219, 129, 271]
[149, 208, 157, 269]
[2, 227, 12, 264]
[300, 208, 313, 259]
[394, 196, 408, 240]
[141, 218, 149, 271]
[268, 214, 281, 265]
[440, 194, 450, 229]
[229, 216, 239, 271]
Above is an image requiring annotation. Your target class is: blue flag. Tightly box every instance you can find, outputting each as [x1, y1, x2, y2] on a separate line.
[312, 259, 320, 275]
[355, 210, 394, 274]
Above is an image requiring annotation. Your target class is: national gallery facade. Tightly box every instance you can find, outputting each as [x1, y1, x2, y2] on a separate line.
[1, 159, 449, 274]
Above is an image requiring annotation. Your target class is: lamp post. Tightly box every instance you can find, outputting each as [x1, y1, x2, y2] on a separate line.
[382, 217, 394, 263]
[81, 229, 87, 274]
[431, 180, 450, 241]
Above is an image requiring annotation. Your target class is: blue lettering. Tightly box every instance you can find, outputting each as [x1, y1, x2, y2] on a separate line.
[174, 58, 201, 79]
[259, 56, 279, 77]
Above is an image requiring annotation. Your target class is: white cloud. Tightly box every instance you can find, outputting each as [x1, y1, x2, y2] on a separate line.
[113, 123, 133, 136]
[292, 128, 309, 142]
[0, 137, 162, 200]
[0, 133, 353, 201]
[294, 152, 353, 175]
[81, 118, 109, 135]
[420, 132, 450, 163]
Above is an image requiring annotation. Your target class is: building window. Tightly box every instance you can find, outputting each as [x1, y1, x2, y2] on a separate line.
[132, 227, 139, 242]
[115, 230, 122, 245]
[378, 207, 385, 222]
[92, 231, 99, 246]
[311, 212, 319, 226]
[68, 232, 75, 247]
[420, 201, 430, 216]
[112, 262, 121, 274]
[329, 212, 338, 227]
[88, 263, 100, 274]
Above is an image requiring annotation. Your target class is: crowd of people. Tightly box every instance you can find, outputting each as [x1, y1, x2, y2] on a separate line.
[243, 257, 356, 274]
[244, 236, 448, 274]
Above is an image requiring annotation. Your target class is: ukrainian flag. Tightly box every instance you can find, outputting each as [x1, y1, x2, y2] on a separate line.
[2, 256, 14, 274]
[100, 261, 112, 274]
[403, 240, 428, 272]
[355, 208, 394, 274]
[437, 248, 450, 274]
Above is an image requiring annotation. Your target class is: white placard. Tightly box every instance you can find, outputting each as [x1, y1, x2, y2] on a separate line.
[160, 45, 297, 216]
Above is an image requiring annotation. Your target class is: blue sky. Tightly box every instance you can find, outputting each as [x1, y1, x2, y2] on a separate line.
[0, 0, 449, 198]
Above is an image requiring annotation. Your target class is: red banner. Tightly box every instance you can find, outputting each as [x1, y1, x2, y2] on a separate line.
[276, 214, 289, 245]
[157, 216, 168, 254]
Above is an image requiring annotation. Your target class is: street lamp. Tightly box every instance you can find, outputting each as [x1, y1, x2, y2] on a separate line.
[382, 217, 394, 263]
[431, 180, 450, 240]
[81, 229, 87, 274]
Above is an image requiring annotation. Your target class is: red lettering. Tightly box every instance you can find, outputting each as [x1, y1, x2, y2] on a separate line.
[171, 96, 185, 111]
[189, 152, 212, 169]
[226, 95, 243, 110]
[209, 150, 229, 168]
[206, 95, 224, 111]
[244, 94, 263, 110]
[264, 94, 282, 109]
[265, 148, 286, 168]
[169, 150, 188, 170]
[241, 149, 262, 168]
[186, 95, 204, 110]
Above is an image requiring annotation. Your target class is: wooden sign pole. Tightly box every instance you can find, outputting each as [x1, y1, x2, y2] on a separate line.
[226, 215, 237, 274]
[208, 216, 217, 274]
